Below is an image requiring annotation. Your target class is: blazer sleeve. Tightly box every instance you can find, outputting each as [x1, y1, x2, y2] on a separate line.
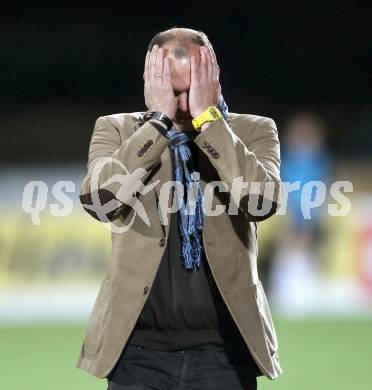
[79, 116, 169, 222]
[194, 116, 284, 222]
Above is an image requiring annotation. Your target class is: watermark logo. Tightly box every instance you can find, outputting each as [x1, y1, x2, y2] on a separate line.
[82, 156, 160, 233]
[21, 157, 354, 232]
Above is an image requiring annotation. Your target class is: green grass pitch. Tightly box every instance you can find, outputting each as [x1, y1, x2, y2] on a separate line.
[1, 318, 371, 390]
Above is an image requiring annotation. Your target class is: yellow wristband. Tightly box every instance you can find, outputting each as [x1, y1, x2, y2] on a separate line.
[192, 106, 222, 131]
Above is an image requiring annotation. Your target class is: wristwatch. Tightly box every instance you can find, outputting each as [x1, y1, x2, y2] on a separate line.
[143, 111, 173, 130]
[192, 106, 222, 131]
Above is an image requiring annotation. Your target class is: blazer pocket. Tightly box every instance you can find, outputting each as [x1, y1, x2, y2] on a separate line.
[83, 279, 115, 357]
[253, 280, 279, 359]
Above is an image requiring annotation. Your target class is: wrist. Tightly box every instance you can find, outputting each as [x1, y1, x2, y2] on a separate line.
[150, 107, 174, 120]
[192, 108, 207, 118]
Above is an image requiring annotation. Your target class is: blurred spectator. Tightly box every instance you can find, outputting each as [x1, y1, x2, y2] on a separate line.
[269, 111, 332, 314]
[281, 111, 331, 238]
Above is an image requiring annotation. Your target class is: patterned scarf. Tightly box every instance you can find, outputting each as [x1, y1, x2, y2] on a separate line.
[166, 96, 229, 271]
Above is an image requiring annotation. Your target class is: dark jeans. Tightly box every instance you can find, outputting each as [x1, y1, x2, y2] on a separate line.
[107, 343, 258, 390]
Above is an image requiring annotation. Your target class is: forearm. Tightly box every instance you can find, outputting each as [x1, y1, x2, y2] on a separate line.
[194, 117, 284, 221]
[80, 116, 168, 222]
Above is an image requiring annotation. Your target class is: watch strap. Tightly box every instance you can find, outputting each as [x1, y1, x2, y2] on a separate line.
[143, 111, 173, 130]
[192, 106, 222, 131]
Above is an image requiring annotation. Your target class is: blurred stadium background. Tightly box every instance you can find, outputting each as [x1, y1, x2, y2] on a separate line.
[1, 2, 371, 390]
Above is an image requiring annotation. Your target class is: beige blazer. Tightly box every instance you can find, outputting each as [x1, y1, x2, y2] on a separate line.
[76, 112, 285, 380]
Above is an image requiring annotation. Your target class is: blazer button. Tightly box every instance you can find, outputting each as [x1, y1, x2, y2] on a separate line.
[201, 141, 210, 148]
[137, 150, 144, 157]
[212, 152, 220, 159]
[146, 140, 153, 146]
[207, 146, 214, 153]
[143, 286, 149, 295]
[159, 238, 166, 247]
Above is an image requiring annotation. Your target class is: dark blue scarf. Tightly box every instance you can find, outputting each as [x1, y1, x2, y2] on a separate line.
[166, 96, 229, 271]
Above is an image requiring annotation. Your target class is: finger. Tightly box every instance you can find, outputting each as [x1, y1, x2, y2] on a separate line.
[154, 47, 164, 85]
[144, 84, 150, 109]
[199, 46, 207, 82]
[144, 50, 150, 83]
[163, 57, 171, 89]
[204, 45, 214, 81]
[208, 44, 217, 66]
[208, 44, 220, 80]
[190, 54, 198, 85]
[149, 44, 159, 82]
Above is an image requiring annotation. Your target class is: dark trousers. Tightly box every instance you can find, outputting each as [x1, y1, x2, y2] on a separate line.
[107, 343, 258, 390]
